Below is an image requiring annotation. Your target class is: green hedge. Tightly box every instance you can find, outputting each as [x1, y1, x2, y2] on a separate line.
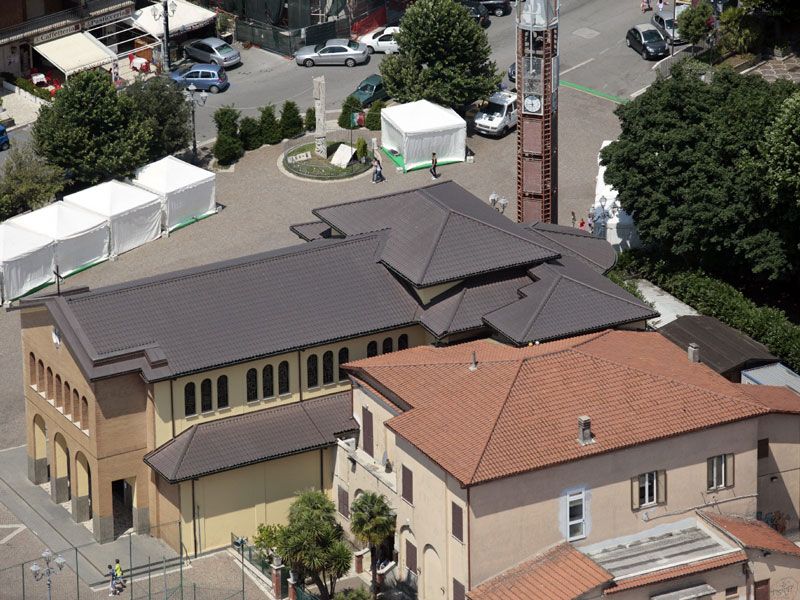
[614, 253, 800, 373]
[13, 76, 52, 101]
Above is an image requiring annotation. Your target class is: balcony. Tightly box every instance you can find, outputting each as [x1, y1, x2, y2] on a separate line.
[338, 439, 397, 493]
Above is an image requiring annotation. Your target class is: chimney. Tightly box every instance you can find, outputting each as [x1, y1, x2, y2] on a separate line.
[469, 351, 478, 372]
[578, 416, 593, 445]
[688, 343, 700, 363]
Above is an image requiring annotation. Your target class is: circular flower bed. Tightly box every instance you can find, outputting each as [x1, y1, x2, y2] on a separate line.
[283, 141, 372, 180]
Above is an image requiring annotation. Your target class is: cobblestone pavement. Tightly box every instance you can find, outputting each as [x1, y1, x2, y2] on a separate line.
[753, 55, 800, 83]
[0, 89, 41, 129]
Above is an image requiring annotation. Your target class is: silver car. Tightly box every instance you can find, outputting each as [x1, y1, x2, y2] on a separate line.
[294, 39, 369, 67]
[650, 5, 687, 45]
[182, 37, 241, 67]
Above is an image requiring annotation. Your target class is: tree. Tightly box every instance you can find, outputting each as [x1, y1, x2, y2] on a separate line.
[718, 7, 762, 55]
[333, 588, 372, 600]
[280, 101, 304, 139]
[254, 491, 352, 600]
[676, 3, 713, 54]
[365, 101, 384, 131]
[762, 92, 800, 207]
[0, 144, 64, 221]
[214, 105, 240, 137]
[350, 492, 395, 600]
[239, 116, 262, 151]
[214, 134, 243, 165]
[338, 96, 362, 130]
[125, 77, 191, 161]
[259, 105, 282, 145]
[305, 107, 316, 132]
[600, 62, 799, 285]
[380, 0, 501, 107]
[33, 70, 151, 187]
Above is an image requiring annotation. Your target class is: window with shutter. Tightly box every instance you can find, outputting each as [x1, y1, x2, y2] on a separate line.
[362, 406, 373, 456]
[263, 365, 274, 398]
[217, 376, 229, 408]
[707, 454, 733, 490]
[338, 347, 349, 381]
[201, 378, 212, 412]
[405, 540, 417, 573]
[246, 368, 258, 402]
[657, 470, 666, 504]
[307, 354, 319, 388]
[338, 486, 349, 518]
[382, 337, 393, 354]
[402, 466, 413, 504]
[452, 502, 463, 541]
[184, 382, 196, 416]
[278, 361, 290, 395]
[453, 580, 465, 600]
[725, 453, 734, 487]
[367, 341, 378, 357]
[398, 334, 409, 350]
[323, 351, 334, 385]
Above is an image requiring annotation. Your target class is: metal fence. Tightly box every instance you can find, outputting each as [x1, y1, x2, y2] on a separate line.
[234, 18, 349, 56]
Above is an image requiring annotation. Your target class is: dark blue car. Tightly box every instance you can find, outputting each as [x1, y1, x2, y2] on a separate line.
[0, 125, 9, 151]
[170, 63, 230, 94]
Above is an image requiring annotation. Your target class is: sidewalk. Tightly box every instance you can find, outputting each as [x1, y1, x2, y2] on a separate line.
[0, 88, 41, 129]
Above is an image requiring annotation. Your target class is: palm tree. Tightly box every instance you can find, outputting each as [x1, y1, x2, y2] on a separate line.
[350, 492, 396, 600]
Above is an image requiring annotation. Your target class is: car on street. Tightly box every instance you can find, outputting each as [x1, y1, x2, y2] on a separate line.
[170, 64, 230, 93]
[625, 24, 669, 59]
[651, 5, 687, 45]
[357, 26, 400, 54]
[462, 1, 490, 26]
[474, 91, 517, 136]
[182, 37, 241, 67]
[468, 0, 512, 17]
[351, 74, 390, 106]
[507, 61, 515, 83]
[0, 125, 10, 151]
[295, 39, 370, 67]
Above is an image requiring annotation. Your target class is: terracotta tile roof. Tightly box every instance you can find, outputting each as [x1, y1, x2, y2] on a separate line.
[702, 512, 800, 557]
[346, 330, 797, 486]
[467, 544, 612, 600]
[740, 385, 800, 414]
[604, 551, 747, 594]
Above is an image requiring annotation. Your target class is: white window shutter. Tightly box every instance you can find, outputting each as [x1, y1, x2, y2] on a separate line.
[631, 477, 640, 510]
[725, 454, 735, 487]
[657, 470, 666, 504]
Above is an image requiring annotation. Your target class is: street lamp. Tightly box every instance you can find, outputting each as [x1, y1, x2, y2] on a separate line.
[151, 0, 178, 71]
[30, 549, 66, 600]
[185, 83, 207, 163]
[233, 536, 247, 599]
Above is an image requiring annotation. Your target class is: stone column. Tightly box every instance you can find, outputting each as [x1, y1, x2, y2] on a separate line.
[355, 548, 369, 574]
[288, 572, 297, 600]
[313, 76, 326, 158]
[273, 564, 285, 600]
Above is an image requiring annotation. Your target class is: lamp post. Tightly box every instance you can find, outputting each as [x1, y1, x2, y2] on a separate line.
[151, 0, 177, 71]
[30, 549, 66, 600]
[185, 83, 207, 163]
[233, 536, 247, 599]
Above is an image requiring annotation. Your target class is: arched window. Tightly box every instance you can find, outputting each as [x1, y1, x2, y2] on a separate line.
[63, 382, 71, 415]
[322, 351, 334, 385]
[307, 354, 319, 388]
[72, 389, 80, 422]
[217, 376, 229, 409]
[80, 397, 88, 430]
[367, 341, 378, 358]
[263, 365, 274, 398]
[398, 334, 409, 350]
[55, 375, 62, 408]
[338, 347, 349, 382]
[201, 379, 212, 412]
[37, 360, 45, 391]
[46, 367, 53, 399]
[184, 382, 196, 416]
[382, 337, 393, 354]
[29, 353, 36, 386]
[278, 361, 290, 395]
[246, 369, 258, 402]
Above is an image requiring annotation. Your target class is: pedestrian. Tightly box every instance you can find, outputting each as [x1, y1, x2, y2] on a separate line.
[657, 0, 667, 11]
[571, 211, 576, 227]
[114, 559, 126, 589]
[430, 152, 439, 180]
[107, 564, 117, 596]
[640, 0, 650, 13]
[587, 211, 594, 234]
[578, 218, 586, 231]
[372, 157, 385, 183]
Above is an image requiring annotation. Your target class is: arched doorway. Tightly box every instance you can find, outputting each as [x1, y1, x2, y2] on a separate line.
[30, 414, 49, 484]
[52, 433, 71, 503]
[423, 545, 444, 600]
[74, 452, 92, 523]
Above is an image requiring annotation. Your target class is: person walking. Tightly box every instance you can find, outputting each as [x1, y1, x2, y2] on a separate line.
[114, 559, 126, 590]
[656, 0, 667, 11]
[640, 0, 650, 13]
[571, 211, 576, 227]
[429, 152, 439, 180]
[372, 157, 385, 183]
[107, 564, 117, 596]
[578, 218, 586, 231]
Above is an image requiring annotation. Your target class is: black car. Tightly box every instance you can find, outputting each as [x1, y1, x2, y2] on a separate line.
[473, 0, 512, 17]
[460, 1, 491, 25]
[625, 24, 668, 60]
[507, 61, 516, 83]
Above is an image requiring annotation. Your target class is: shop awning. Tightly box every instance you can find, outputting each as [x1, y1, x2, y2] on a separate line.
[130, 0, 216, 38]
[34, 32, 116, 76]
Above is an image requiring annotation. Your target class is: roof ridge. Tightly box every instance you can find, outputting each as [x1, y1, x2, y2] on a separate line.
[528, 228, 603, 269]
[442, 287, 469, 334]
[558, 271, 649, 309]
[171, 425, 198, 480]
[358, 358, 527, 370]
[300, 398, 328, 441]
[417, 210, 455, 285]
[518, 269, 563, 340]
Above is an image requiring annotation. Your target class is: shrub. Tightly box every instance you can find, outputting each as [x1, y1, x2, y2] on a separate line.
[213, 133, 244, 166]
[365, 100, 384, 131]
[15, 77, 52, 101]
[718, 7, 761, 55]
[279, 100, 304, 139]
[239, 116, 262, 150]
[338, 96, 362, 129]
[304, 107, 316, 131]
[213, 105, 240, 137]
[355, 137, 369, 162]
[259, 105, 282, 145]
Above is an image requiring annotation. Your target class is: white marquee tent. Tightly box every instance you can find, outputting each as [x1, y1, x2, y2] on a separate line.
[132, 156, 217, 232]
[64, 180, 162, 257]
[131, 0, 216, 38]
[9, 202, 109, 278]
[0, 222, 55, 304]
[33, 32, 116, 79]
[381, 100, 466, 172]
[594, 140, 640, 252]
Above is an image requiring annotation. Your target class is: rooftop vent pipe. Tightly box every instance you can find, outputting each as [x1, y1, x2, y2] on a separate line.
[578, 416, 593, 446]
[688, 343, 700, 363]
[469, 351, 478, 372]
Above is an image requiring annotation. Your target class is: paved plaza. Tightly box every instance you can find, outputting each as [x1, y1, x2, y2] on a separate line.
[753, 54, 800, 83]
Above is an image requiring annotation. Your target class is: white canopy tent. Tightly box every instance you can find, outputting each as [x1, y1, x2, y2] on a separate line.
[132, 156, 217, 232]
[0, 222, 55, 304]
[131, 0, 216, 38]
[9, 203, 110, 277]
[593, 140, 640, 252]
[34, 32, 117, 78]
[64, 180, 162, 257]
[381, 100, 466, 172]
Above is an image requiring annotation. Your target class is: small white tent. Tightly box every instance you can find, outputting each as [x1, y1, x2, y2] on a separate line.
[132, 156, 216, 232]
[594, 140, 640, 252]
[9, 202, 109, 277]
[0, 222, 55, 303]
[64, 180, 162, 257]
[381, 100, 466, 172]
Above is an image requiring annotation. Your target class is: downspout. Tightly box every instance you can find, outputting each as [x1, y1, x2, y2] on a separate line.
[320, 448, 324, 491]
[466, 486, 472, 590]
[169, 379, 176, 439]
[297, 350, 304, 402]
[191, 479, 198, 557]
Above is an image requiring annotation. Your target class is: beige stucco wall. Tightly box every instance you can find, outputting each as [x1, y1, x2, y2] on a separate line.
[595, 563, 746, 600]
[750, 551, 800, 600]
[757, 414, 800, 530]
[468, 419, 760, 585]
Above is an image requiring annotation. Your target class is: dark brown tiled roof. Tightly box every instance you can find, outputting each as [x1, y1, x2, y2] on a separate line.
[702, 512, 800, 557]
[467, 544, 612, 600]
[289, 221, 337, 241]
[523, 221, 617, 272]
[144, 393, 357, 482]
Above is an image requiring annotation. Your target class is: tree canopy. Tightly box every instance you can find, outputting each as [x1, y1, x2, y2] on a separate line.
[762, 92, 800, 208]
[33, 69, 151, 188]
[676, 3, 713, 48]
[380, 0, 501, 107]
[0, 143, 64, 221]
[600, 62, 800, 285]
[350, 492, 395, 600]
[125, 77, 191, 161]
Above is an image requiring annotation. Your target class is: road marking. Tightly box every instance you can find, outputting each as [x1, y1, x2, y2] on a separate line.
[561, 58, 594, 75]
[0, 524, 26, 544]
[0, 444, 26, 453]
[630, 85, 650, 98]
[559, 80, 628, 105]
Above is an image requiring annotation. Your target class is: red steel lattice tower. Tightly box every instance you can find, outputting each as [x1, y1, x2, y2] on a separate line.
[515, 0, 559, 224]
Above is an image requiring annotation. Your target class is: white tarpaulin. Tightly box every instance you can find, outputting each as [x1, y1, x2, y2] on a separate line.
[132, 156, 216, 232]
[9, 202, 109, 277]
[64, 180, 162, 257]
[381, 100, 466, 172]
[594, 140, 640, 252]
[0, 222, 55, 304]
[131, 0, 216, 38]
[34, 32, 116, 76]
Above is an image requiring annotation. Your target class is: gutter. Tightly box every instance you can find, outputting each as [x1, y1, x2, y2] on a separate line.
[170, 378, 176, 439]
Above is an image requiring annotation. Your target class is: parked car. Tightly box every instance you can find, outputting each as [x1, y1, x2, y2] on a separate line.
[462, 1, 490, 26]
[0, 125, 9, 151]
[625, 24, 669, 59]
[182, 37, 241, 67]
[474, 91, 517, 136]
[469, 0, 512, 17]
[651, 5, 687, 45]
[170, 64, 230, 93]
[357, 26, 400, 54]
[507, 61, 516, 83]
[295, 39, 370, 67]
[351, 74, 390, 107]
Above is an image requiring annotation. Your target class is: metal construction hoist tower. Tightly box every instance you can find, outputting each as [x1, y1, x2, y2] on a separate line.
[515, 0, 559, 224]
